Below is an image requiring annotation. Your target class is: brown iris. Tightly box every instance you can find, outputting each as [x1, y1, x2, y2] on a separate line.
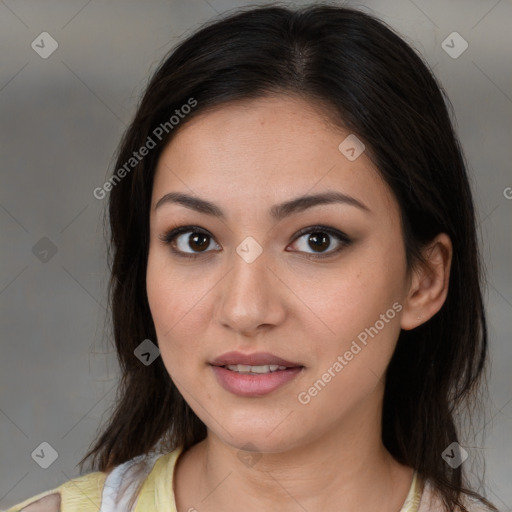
[308, 232, 330, 252]
[188, 232, 210, 252]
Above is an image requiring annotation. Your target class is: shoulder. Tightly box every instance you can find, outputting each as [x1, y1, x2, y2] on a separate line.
[6, 447, 185, 512]
[418, 479, 498, 512]
[5, 471, 106, 512]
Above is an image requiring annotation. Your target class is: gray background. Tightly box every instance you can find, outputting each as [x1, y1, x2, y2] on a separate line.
[0, 0, 510, 510]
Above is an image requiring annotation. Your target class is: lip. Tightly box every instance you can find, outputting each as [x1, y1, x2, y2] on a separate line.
[210, 351, 303, 368]
[211, 365, 304, 397]
[209, 351, 305, 397]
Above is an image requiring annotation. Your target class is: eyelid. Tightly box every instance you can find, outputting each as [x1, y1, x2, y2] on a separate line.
[286, 225, 351, 259]
[158, 225, 220, 256]
[291, 225, 351, 246]
[159, 224, 352, 259]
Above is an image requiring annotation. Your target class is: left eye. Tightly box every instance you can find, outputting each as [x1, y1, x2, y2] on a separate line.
[288, 227, 351, 257]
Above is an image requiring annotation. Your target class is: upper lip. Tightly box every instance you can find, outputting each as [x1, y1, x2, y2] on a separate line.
[210, 351, 303, 368]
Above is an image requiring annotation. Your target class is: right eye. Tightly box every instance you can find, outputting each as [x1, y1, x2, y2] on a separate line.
[159, 225, 221, 259]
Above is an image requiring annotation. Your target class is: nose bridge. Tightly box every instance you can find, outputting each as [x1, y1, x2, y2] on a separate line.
[227, 239, 270, 308]
[216, 239, 283, 333]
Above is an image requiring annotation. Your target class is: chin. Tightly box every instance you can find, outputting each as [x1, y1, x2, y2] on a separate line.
[212, 424, 304, 455]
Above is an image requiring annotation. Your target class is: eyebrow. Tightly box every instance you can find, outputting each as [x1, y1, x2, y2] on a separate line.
[154, 190, 371, 220]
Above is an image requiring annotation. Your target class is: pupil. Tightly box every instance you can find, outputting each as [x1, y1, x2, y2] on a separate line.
[190, 233, 209, 252]
[309, 232, 329, 252]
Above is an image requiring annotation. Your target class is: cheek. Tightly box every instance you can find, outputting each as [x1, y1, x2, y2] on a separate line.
[147, 247, 206, 326]
[301, 239, 406, 367]
[308, 258, 402, 332]
[146, 252, 202, 363]
[296, 267, 404, 420]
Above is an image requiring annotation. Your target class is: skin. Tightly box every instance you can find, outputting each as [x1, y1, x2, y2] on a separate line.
[146, 94, 452, 512]
[20, 493, 60, 511]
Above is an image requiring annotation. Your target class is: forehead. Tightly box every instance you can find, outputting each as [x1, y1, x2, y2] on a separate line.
[151, 95, 396, 218]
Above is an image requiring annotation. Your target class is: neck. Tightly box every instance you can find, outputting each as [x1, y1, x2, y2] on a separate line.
[174, 392, 414, 512]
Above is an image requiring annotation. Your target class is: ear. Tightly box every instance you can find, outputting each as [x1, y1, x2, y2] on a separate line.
[400, 233, 453, 331]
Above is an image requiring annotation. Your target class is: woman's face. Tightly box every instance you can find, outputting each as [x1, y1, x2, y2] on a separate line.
[147, 95, 411, 452]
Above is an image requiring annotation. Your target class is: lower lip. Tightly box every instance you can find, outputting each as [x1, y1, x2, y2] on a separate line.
[210, 365, 303, 397]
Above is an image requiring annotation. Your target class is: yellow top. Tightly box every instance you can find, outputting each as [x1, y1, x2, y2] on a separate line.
[6, 446, 424, 512]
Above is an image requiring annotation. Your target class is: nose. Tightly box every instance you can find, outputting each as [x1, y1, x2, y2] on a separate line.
[215, 243, 286, 337]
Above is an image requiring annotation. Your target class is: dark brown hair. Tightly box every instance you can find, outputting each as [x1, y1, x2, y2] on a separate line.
[80, 4, 497, 511]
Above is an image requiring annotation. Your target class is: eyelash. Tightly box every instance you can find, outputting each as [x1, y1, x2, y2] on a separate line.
[158, 224, 352, 261]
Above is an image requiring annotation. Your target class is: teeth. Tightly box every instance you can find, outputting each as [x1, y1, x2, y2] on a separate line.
[225, 364, 288, 374]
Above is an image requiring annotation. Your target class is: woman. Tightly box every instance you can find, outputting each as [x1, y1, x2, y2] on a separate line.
[8, 4, 499, 512]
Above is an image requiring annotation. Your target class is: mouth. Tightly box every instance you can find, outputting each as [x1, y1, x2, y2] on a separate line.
[221, 364, 293, 374]
[209, 351, 305, 397]
[209, 351, 304, 369]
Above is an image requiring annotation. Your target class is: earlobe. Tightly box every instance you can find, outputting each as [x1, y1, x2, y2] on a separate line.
[400, 233, 453, 331]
